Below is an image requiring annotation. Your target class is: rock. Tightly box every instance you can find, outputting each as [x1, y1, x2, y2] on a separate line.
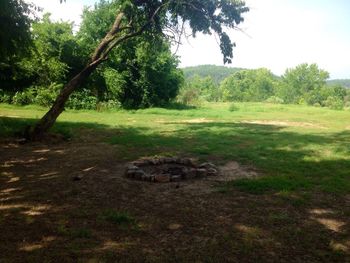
[141, 173, 149, 181]
[133, 169, 146, 180]
[196, 168, 207, 177]
[207, 168, 219, 176]
[183, 168, 197, 179]
[181, 158, 194, 166]
[126, 164, 139, 170]
[199, 162, 217, 170]
[149, 158, 159, 165]
[168, 223, 182, 230]
[154, 174, 171, 183]
[170, 175, 182, 182]
[132, 160, 146, 167]
[126, 168, 145, 178]
[163, 157, 173, 164]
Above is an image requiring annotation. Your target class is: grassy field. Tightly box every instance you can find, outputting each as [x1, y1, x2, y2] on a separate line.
[0, 102, 350, 262]
[1, 102, 350, 194]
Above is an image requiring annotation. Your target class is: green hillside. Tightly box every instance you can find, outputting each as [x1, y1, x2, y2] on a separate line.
[182, 64, 244, 83]
[327, 79, 350, 88]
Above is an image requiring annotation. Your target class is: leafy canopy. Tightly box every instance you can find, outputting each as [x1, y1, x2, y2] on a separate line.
[278, 63, 330, 104]
[220, 68, 276, 102]
[0, 0, 34, 61]
[78, 0, 249, 64]
[77, 0, 183, 108]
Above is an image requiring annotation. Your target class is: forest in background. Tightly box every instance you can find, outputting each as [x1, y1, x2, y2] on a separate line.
[180, 64, 350, 110]
[1, 0, 350, 111]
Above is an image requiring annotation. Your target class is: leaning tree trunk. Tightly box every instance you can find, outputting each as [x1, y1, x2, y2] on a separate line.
[27, 13, 126, 141]
[27, 5, 165, 141]
[27, 62, 101, 140]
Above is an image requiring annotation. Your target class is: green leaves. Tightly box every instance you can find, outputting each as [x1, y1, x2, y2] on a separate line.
[279, 63, 330, 104]
[220, 68, 276, 102]
[0, 0, 34, 60]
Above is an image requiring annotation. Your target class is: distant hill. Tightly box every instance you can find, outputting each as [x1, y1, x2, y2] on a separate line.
[327, 79, 350, 88]
[181, 65, 244, 84]
[182, 65, 350, 88]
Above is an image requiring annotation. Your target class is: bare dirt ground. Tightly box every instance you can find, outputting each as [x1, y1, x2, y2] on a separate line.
[0, 137, 349, 262]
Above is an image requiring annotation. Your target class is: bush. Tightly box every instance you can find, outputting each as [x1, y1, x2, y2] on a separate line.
[0, 89, 12, 103]
[324, 96, 344, 110]
[176, 86, 202, 106]
[265, 96, 284, 104]
[33, 83, 62, 107]
[12, 90, 35, 105]
[96, 100, 121, 111]
[66, 89, 97, 110]
[228, 103, 239, 112]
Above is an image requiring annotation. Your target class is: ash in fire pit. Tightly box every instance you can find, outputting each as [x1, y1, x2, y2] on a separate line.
[125, 157, 219, 183]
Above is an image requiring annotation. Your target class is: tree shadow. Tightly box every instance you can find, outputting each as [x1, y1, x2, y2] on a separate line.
[0, 116, 349, 261]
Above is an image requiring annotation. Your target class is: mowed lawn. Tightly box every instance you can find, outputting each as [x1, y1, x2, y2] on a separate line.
[2, 102, 350, 194]
[0, 102, 350, 262]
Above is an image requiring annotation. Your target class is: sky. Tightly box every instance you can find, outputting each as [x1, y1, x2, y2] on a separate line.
[28, 0, 350, 79]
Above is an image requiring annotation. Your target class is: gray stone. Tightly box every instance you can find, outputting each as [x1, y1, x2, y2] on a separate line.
[126, 164, 139, 170]
[132, 160, 146, 167]
[199, 162, 217, 169]
[126, 170, 136, 178]
[207, 168, 219, 176]
[149, 159, 158, 165]
[163, 157, 173, 164]
[183, 168, 197, 179]
[133, 169, 146, 180]
[178, 158, 191, 166]
[196, 168, 207, 177]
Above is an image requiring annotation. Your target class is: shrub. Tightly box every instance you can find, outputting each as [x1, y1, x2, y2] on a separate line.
[12, 90, 35, 105]
[96, 100, 121, 111]
[265, 96, 284, 104]
[66, 89, 97, 110]
[33, 83, 62, 107]
[0, 89, 12, 103]
[228, 103, 239, 112]
[176, 86, 202, 106]
[324, 96, 344, 110]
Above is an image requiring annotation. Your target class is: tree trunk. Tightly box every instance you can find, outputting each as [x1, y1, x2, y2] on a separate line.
[26, 6, 163, 140]
[27, 62, 100, 140]
[27, 12, 126, 141]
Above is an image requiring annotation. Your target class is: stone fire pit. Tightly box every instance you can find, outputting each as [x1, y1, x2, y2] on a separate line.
[125, 157, 219, 183]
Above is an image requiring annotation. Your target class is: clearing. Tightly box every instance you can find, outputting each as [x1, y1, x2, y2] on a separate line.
[0, 102, 349, 262]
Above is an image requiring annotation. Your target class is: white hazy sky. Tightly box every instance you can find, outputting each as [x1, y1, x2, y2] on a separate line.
[28, 0, 350, 79]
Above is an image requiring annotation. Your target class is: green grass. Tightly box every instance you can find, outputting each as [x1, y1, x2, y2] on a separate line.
[1, 102, 350, 194]
[100, 210, 136, 226]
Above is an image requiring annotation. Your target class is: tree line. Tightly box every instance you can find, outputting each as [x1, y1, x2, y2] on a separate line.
[1, 0, 183, 110]
[179, 64, 349, 110]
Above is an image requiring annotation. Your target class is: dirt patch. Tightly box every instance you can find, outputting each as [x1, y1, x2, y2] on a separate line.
[241, 120, 327, 129]
[216, 161, 260, 181]
[0, 138, 349, 262]
[156, 118, 214, 124]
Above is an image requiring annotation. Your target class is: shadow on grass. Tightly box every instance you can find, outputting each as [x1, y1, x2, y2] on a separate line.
[162, 102, 197, 110]
[1, 116, 350, 194]
[0, 116, 350, 261]
[107, 120, 350, 194]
